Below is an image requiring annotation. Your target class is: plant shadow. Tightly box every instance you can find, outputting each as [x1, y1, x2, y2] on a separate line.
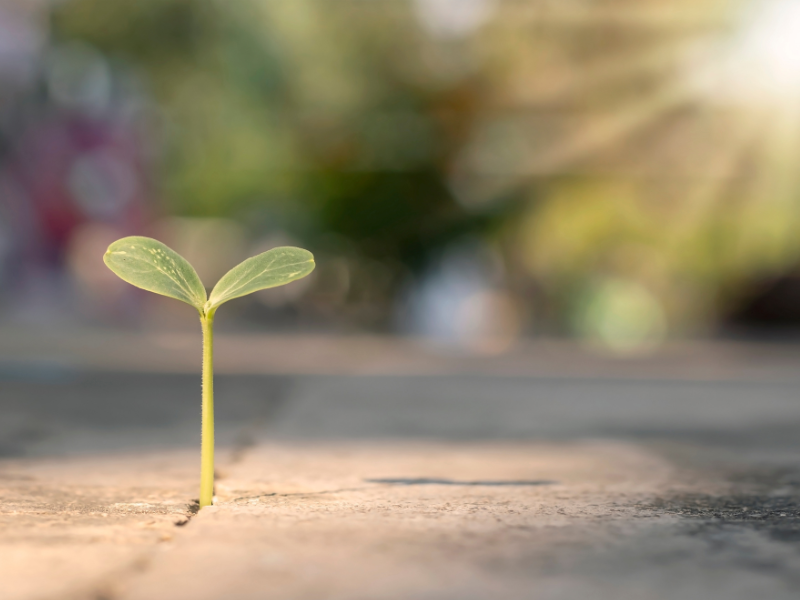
[365, 478, 557, 486]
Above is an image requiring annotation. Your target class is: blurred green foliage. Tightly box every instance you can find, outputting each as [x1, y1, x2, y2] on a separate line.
[51, 0, 800, 339]
[52, 0, 500, 270]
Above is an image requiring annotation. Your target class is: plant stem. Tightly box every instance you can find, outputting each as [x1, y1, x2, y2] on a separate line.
[199, 309, 216, 508]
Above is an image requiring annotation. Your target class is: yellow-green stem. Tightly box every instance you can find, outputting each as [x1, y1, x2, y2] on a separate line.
[199, 310, 215, 507]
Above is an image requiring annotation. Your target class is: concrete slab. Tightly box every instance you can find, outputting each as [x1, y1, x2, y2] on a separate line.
[0, 452, 197, 600]
[123, 441, 679, 600]
[3, 439, 798, 600]
[1, 337, 800, 599]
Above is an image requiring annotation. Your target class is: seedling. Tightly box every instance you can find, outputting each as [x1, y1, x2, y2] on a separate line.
[104, 236, 315, 507]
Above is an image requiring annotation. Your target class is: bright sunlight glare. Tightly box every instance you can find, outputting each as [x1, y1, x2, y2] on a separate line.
[726, 0, 800, 102]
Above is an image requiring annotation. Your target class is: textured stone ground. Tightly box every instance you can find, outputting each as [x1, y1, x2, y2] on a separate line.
[2, 335, 800, 599]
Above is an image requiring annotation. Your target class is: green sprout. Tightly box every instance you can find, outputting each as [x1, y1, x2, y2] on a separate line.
[104, 236, 315, 507]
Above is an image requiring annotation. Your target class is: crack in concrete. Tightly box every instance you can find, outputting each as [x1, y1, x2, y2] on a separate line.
[174, 500, 200, 526]
[76, 498, 201, 600]
[231, 486, 372, 503]
[365, 477, 558, 486]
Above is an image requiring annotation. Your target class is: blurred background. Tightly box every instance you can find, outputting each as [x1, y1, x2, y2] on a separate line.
[8, 6, 800, 598]
[3, 0, 800, 354]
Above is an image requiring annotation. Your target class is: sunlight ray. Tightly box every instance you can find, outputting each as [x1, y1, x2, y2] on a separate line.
[528, 41, 707, 107]
[750, 109, 800, 209]
[501, 4, 731, 30]
[731, 106, 800, 271]
[528, 80, 699, 174]
[674, 109, 767, 236]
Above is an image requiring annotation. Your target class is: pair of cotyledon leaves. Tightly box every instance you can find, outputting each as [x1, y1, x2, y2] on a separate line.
[104, 236, 315, 314]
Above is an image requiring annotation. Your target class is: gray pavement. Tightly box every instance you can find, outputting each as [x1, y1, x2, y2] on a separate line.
[1, 334, 800, 599]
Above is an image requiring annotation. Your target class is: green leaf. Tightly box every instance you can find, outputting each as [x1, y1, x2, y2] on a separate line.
[104, 236, 207, 309]
[207, 246, 315, 311]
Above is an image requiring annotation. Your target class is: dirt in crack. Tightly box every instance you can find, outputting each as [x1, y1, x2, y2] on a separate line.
[174, 500, 200, 527]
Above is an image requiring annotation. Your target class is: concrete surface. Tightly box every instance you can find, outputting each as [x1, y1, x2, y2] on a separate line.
[2, 335, 800, 599]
